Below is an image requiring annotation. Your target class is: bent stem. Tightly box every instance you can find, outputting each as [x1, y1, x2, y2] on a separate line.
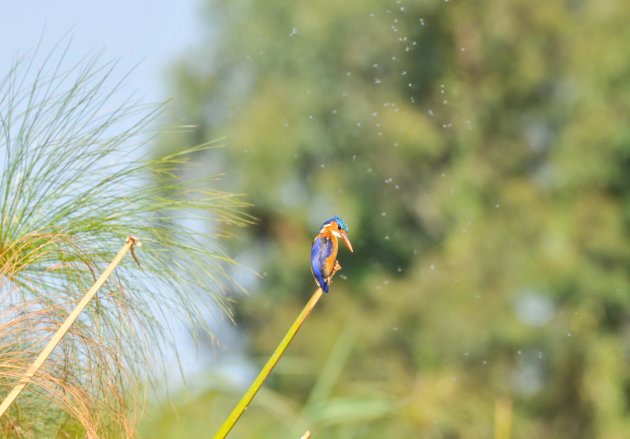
[213, 288, 324, 439]
[0, 236, 140, 418]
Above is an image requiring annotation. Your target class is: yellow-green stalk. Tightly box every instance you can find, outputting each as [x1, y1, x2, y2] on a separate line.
[213, 288, 324, 439]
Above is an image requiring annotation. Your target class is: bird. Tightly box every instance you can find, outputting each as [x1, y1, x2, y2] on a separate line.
[311, 215, 353, 293]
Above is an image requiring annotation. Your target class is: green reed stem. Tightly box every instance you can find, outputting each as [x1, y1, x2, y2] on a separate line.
[213, 288, 324, 439]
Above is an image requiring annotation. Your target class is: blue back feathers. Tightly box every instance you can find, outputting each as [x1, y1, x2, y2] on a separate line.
[311, 236, 334, 292]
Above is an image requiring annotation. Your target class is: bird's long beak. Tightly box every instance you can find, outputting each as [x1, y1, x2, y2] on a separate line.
[340, 231, 354, 253]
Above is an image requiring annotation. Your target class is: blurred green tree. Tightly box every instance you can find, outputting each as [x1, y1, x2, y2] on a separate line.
[145, 0, 630, 438]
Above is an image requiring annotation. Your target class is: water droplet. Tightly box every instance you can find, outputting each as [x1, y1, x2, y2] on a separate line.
[289, 27, 298, 37]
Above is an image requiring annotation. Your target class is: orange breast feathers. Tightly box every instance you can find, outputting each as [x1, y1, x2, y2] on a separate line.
[321, 233, 339, 277]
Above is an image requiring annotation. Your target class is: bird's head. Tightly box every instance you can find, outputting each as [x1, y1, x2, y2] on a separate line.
[319, 215, 353, 252]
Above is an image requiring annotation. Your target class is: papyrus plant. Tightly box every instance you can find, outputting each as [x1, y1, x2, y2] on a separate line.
[0, 41, 248, 437]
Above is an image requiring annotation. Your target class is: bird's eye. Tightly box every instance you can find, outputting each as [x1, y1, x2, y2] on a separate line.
[338, 225, 342, 231]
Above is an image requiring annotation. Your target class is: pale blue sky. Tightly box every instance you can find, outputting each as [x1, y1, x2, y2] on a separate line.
[1, 0, 202, 102]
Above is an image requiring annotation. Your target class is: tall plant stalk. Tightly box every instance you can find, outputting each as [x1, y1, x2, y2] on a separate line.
[0, 236, 139, 417]
[213, 288, 324, 439]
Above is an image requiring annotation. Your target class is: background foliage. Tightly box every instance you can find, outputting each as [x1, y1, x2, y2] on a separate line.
[140, 0, 630, 437]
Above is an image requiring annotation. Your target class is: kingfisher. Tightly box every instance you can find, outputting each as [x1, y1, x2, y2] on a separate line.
[311, 216, 353, 293]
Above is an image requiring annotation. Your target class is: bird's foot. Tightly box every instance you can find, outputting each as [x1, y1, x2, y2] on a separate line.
[326, 261, 343, 289]
[332, 260, 342, 275]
